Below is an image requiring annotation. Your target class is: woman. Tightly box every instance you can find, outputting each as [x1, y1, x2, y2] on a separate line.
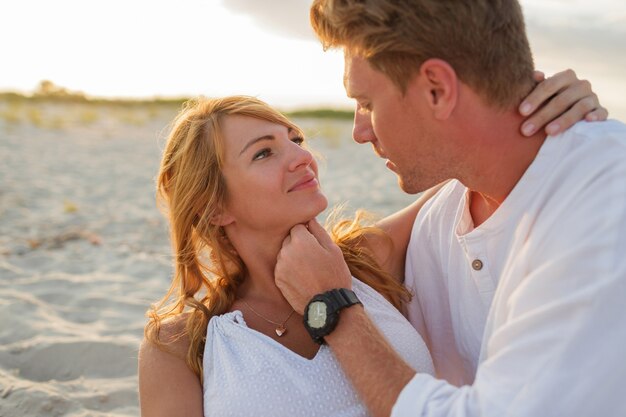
[139, 85, 604, 416]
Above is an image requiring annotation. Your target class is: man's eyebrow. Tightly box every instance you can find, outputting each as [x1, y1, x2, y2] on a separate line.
[343, 74, 354, 98]
[343, 74, 363, 100]
[239, 135, 275, 156]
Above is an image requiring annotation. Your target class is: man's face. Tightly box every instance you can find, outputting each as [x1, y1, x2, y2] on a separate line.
[344, 54, 451, 194]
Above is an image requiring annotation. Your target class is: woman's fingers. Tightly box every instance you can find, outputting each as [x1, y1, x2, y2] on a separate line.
[532, 70, 546, 83]
[519, 69, 607, 136]
[585, 106, 609, 122]
[519, 69, 577, 118]
[523, 83, 591, 135]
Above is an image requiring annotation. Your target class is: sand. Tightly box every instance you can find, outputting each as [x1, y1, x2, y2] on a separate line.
[0, 102, 418, 416]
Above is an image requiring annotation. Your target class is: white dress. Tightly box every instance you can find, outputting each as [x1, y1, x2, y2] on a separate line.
[203, 277, 434, 417]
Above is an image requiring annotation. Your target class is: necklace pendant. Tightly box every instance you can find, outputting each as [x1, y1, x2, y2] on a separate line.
[275, 326, 286, 337]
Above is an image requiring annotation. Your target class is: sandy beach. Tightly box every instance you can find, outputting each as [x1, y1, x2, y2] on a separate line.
[0, 100, 417, 416]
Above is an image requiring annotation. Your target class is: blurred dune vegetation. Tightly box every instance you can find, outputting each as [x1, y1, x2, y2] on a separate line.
[0, 80, 354, 133]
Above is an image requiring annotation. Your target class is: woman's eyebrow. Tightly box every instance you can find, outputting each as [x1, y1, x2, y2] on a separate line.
[239, 135, 275, 156]
[238, 128, 295, 156]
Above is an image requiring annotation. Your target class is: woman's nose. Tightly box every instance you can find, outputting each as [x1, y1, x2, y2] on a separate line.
[288, 141, 313, 171]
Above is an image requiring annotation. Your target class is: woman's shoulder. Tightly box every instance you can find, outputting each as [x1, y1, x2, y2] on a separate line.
[140, 313, 191, 362]
[138, 313, 205, 416]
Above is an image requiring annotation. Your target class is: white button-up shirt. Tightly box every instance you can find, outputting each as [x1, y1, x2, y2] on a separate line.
[394, 120, 626, 417]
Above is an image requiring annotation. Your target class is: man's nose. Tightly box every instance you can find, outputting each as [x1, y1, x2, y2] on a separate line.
[352, 110, 376, 144]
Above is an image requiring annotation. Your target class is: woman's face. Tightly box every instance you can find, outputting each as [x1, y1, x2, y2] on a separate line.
[219, 115, 327, 232]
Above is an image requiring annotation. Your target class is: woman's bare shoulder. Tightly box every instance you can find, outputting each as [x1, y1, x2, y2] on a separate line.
[140, 313, 190, 361]
[138, 313, 204, 417]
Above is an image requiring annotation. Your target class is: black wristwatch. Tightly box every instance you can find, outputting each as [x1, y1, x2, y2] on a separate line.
[303, 288, 362, 344]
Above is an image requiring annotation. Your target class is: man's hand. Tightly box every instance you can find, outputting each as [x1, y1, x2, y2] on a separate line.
[275, 219, 352, 313]
[519, 69, 608, 137]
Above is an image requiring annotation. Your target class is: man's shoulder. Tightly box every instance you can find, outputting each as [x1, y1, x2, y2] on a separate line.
[543, 120, 626, 192]
[416, 179, 466, 226]
[558, 120, 626, 161]
[566, 118, 626, 137]
[407, 179, 466, 250]
[421, 179, 465, 209]
[515, 120, 626, 261]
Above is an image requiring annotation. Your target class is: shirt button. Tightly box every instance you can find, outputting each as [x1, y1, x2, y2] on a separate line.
[472, 259, 483, 271]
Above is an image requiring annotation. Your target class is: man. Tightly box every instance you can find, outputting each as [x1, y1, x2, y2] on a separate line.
[274, 1, 626, 416]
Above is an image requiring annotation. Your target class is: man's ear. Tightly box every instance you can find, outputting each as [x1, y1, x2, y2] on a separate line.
[413, 58, 458, 120]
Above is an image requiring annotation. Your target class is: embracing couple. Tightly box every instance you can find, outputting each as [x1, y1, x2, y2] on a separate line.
[139, 1, 626, 416]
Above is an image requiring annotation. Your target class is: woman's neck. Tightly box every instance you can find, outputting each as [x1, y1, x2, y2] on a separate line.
[224, 224, 297, 304]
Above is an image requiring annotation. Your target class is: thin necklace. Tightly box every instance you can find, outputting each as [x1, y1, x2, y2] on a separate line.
[242, 300, 296, 337]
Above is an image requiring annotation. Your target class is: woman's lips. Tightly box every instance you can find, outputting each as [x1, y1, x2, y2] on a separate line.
[289, 177, 318, 192]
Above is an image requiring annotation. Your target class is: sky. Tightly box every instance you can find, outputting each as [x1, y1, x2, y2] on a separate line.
[1, 0, 625, 117]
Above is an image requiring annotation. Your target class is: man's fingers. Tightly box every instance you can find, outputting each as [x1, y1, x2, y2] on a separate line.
[306, 218, 335, 249]
[286, 224, 322, 252]
[280, 233, 292, 250]
[284, 220, 335, 252]
[532, 70, 545, 83]
[289, 224, 313, 242]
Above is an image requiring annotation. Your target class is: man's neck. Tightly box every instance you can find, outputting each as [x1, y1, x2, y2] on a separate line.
[455, 102, 547, 227]
[468, 190, 504, 228]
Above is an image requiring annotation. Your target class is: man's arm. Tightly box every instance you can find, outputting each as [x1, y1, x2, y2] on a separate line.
[326, 305, 417, 417]
[275, 219, 420, 417]
[276, 135, 626, 417]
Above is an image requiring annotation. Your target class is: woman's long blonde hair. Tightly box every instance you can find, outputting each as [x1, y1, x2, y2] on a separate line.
[145, 96, 410, 380]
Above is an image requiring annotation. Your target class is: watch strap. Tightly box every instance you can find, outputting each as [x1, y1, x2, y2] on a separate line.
[327, 288, 362, 311]
[304, 288, 362, 344]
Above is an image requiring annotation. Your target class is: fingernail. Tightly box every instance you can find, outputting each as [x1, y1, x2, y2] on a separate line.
[587, 114, 597, 122]
[522, 123, 535, 136]
[520, 102, 532, 116]
[546, 123, 560, 135]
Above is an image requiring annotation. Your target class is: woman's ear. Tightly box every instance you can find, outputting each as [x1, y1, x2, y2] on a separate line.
[209, 207, 235, 227]
[414, 58, 458, 120]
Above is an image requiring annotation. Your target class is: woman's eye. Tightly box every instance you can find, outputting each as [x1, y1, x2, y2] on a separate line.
[252, 148, 271, 161]
[291, 136, 305, 146]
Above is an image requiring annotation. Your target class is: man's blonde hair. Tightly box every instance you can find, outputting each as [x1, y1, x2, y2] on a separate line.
[311, 0, 536, 108]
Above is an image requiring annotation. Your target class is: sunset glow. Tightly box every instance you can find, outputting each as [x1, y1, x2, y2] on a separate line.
[1, 0, 624, 116]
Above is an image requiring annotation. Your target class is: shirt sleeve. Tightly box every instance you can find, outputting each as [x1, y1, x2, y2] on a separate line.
[393, 142, 626, 417]
[393, 261, 626, 417]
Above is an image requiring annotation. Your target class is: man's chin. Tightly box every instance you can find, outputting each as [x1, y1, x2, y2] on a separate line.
[397, 173, 439, 195]
[397, 177, 422, 195]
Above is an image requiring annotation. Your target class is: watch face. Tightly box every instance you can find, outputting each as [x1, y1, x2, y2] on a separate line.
[307, 301, 327, 329]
